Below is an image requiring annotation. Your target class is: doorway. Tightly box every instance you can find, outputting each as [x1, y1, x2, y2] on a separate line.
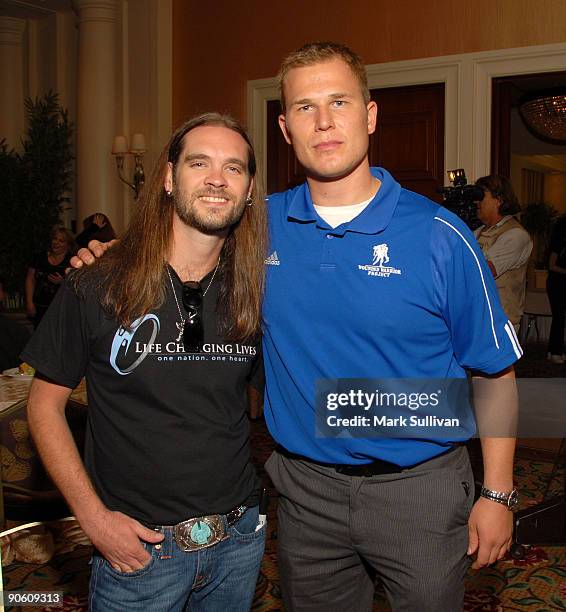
[491, 70, 566, 214]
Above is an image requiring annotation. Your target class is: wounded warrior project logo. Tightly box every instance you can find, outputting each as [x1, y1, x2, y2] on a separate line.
[358, 243, 402, 277]
[110, 314, 256, 375]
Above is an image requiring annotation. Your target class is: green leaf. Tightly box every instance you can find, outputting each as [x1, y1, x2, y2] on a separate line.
[550, 595, 566, 610]
[530, 574, 554, 584]
[34, 571, 49, 578]
[510, 597, 546, 605]
[503, 567, 523, 579]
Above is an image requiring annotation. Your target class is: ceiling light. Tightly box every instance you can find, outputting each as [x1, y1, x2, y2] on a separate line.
[519, 88, 566, 144]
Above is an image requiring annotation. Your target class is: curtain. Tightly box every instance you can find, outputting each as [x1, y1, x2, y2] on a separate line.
[521, 168, 545, 205]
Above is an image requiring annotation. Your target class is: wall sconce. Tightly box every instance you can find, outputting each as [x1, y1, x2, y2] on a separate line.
[112, 133, 146, 199]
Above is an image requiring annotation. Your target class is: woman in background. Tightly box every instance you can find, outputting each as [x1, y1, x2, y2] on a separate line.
[547, 216, 566, 364]
[25, 226, 76, 328]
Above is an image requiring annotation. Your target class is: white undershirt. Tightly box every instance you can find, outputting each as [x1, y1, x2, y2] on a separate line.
[314, 195, 374, 228]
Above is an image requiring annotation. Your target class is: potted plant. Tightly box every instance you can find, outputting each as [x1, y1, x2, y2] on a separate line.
[0, 92, 73, 299]
[521, 201, 558, 289]
[0, 140, 27, 299]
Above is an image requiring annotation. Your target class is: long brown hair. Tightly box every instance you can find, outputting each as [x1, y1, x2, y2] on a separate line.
[73, 113, 267, 341]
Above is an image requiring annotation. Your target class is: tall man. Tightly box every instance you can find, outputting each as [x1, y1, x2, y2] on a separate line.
[23, 113, 267, 611]
[474, 174, 533, 332]
[262, 42, 521, 611]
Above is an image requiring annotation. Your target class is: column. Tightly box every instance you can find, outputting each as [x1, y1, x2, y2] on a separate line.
[73, 0, 120, 229]
[0, 17, 26, 150]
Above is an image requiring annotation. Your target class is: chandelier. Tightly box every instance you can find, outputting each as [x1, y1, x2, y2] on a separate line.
[519, 88, 566, 144]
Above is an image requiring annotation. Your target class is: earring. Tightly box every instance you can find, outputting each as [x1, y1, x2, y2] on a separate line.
[166, 190, 172, 197]
[246, 197, 253, 206]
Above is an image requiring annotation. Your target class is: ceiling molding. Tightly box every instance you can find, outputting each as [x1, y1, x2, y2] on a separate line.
[0, 0, 72, 18]
[513, 153, 566, 173]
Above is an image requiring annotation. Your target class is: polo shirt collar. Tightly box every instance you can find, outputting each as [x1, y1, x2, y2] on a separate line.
[287, 167, 401, 235]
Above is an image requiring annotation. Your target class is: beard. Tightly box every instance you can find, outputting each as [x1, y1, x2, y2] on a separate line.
[173, 187, 248, 234]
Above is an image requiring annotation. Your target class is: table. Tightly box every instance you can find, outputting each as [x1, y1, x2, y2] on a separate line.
[0, 376, 90, 575]
[0, 375, 87, 527]
[0, 375, 87, 413]
[520, 289, 552, 344]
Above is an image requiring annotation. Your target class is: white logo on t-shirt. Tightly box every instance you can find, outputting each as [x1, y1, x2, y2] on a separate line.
[372, 243, 390, 266]
[110, 314, 160, 375]
[265, 251, 280, 266]
[359, 243, 402, 278]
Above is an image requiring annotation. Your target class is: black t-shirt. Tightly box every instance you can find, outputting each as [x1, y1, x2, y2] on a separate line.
[31, 251, 72, 307]
[22, 269, 263, 525]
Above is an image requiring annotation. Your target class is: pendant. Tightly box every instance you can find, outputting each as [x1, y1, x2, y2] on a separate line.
[176, 320, 185, 342]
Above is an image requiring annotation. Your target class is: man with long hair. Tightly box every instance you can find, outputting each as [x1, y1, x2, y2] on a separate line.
[23, 113, 268, 611]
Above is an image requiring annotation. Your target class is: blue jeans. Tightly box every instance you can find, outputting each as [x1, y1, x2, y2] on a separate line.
[89, 506, 265, 611]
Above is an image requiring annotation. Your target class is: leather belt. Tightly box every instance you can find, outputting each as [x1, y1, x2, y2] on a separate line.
[278, 444, 460, 477]
[334, 460, 403, 476]
[147, 505, 247, 552]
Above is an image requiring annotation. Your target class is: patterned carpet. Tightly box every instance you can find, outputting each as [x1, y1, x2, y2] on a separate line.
[248, 428, 566, 612]
[2, 342, 565, 611]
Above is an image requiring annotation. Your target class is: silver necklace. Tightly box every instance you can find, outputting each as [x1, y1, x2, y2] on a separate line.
[166, 259, 220, 342]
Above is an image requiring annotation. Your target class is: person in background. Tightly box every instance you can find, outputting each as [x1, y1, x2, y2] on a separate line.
[546, 215, 566, 364]
[25, 226, 76, 328]
[474, 175, 533, 332]
[75, 212, 116, 248]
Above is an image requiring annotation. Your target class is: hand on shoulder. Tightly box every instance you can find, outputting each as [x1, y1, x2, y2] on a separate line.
[69, 239, 118, 270]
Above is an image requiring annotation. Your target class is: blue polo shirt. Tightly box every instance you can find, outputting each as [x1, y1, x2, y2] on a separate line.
[263, 168, 522, 466]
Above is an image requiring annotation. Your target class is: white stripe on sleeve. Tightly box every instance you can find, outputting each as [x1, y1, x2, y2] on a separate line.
[434, 217, 499, 350]
[504, 321, 523, 359]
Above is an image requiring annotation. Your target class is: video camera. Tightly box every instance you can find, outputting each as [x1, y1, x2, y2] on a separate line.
[437, 169, 484, 230]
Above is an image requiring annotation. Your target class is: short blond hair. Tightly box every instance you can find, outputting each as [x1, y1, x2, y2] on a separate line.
[278, 41, 370, 111]
[51, 225, 76, 250]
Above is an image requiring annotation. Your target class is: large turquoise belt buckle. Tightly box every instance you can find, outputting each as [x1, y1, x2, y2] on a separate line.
[174, 515, 226, 552]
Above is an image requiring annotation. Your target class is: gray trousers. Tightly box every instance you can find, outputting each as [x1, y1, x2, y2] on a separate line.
[265, 446, 474, 612]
